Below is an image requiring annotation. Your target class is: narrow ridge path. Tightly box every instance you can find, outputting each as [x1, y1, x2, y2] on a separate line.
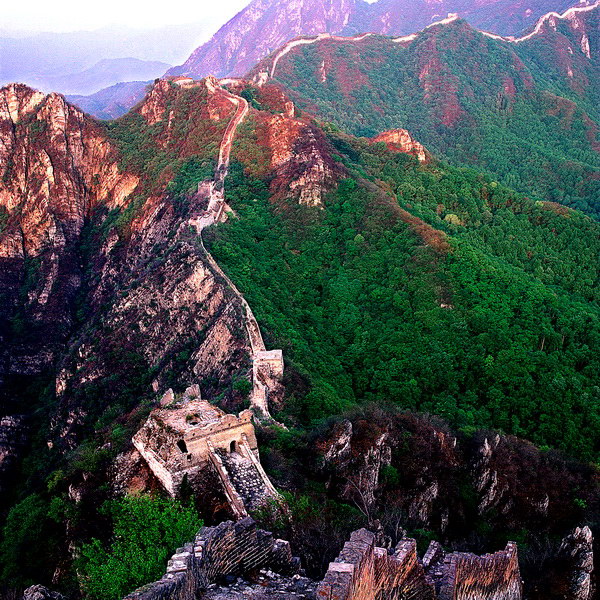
[191, 79, 283, 424]
[267, 32, 374, 79]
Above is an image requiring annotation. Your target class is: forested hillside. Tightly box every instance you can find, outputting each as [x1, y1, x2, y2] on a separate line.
[260, 10, 600, 216]
[0, 74, 598, 597]
[206, 120, 600, 461]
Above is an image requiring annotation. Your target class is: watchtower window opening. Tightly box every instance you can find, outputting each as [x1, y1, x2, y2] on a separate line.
[230, 440, 237, 453]
[177, 440, 188, 453]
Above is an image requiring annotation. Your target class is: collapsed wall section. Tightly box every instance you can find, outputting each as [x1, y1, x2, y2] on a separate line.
[132, 386, 281, 516]
[316, 530, 522, 600]
[316, 529, 435, 600]
[438, 543, 522, 600]
[124, 518, 300, 600]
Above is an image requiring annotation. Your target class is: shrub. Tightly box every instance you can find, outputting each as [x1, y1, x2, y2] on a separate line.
[77, 495, 202, 600]
[0, 494, 58, 586]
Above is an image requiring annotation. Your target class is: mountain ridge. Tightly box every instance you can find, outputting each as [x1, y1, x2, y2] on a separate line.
[168, 0, 591, 80]
[250, 3, 599, 216]
[70, 0, 598, 120]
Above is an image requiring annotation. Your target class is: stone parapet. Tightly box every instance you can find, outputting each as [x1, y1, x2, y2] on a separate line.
[438, 542, 522, 600]
[123, 522, 525, 600]
[317, 530, 521, 600]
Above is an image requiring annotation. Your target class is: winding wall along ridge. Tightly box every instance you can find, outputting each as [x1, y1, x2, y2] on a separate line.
[264, 1, 598, 81]
[192, 79, 284, 421]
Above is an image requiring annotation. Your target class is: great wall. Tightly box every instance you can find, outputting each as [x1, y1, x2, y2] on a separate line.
[122, 519, 524, 600]
[253, 0, 600, 84]
[126, 75, 591, 600]
[133, 77, 287, 516]
[187, 76, 284, 424]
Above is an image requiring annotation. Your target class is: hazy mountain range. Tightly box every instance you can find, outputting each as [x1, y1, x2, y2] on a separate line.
[168, 0, 581, 78]
[0, 22, 218, 95]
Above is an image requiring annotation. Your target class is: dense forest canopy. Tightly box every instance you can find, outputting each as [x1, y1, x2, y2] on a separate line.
[205, 125, 600, 461]
[269, 19, 600, 217]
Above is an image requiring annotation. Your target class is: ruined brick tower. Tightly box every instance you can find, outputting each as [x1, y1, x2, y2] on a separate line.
[132, 385, 280, 517]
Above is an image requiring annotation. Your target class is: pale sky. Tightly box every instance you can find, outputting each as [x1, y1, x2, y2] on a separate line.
[2, 0, 252, 33]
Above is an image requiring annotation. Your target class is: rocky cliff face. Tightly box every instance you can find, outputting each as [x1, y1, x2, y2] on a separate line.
[266, 114, 342, 207]
[558, 526, 595, 600]
[321, 414, 599, 536]
[0, 84, 138, 258]
[219, 81, 343, 207]
[0, 83, 139, 418]
[371, 129, 428, 162]
[320, 415, 461, 535]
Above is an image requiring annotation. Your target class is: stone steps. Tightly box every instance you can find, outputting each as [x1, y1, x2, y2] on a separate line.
[221, 451, 271, 511]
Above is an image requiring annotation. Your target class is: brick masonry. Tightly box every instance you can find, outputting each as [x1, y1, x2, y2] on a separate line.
[124, 518, 300, 600]
[132, 386, 281, 516]
[316, 529, 522, 600]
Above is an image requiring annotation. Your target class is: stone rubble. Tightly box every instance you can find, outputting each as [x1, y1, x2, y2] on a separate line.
[204, 571, 317, 600]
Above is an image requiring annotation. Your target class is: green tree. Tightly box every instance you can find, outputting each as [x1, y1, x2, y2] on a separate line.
[0, 494, 60, 586]
[77, 495, 202, 600]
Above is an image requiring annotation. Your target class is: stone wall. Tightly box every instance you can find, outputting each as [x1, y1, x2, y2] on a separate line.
[132, 434, 179, 495]
[185, 411, 257, 457]
[207, 442, 249, 518]
[124, 518, 299, 600]
[437, 543, 522, 600]
[252, 350, 285, 418]
[132, 388, 261, 501]
[122, 520, 526, 600]
[316, 529, 435, 600]
[316, 530, 522, 600]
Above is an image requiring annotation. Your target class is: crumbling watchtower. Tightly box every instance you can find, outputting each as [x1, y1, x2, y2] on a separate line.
[133, 385, 280, 517]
